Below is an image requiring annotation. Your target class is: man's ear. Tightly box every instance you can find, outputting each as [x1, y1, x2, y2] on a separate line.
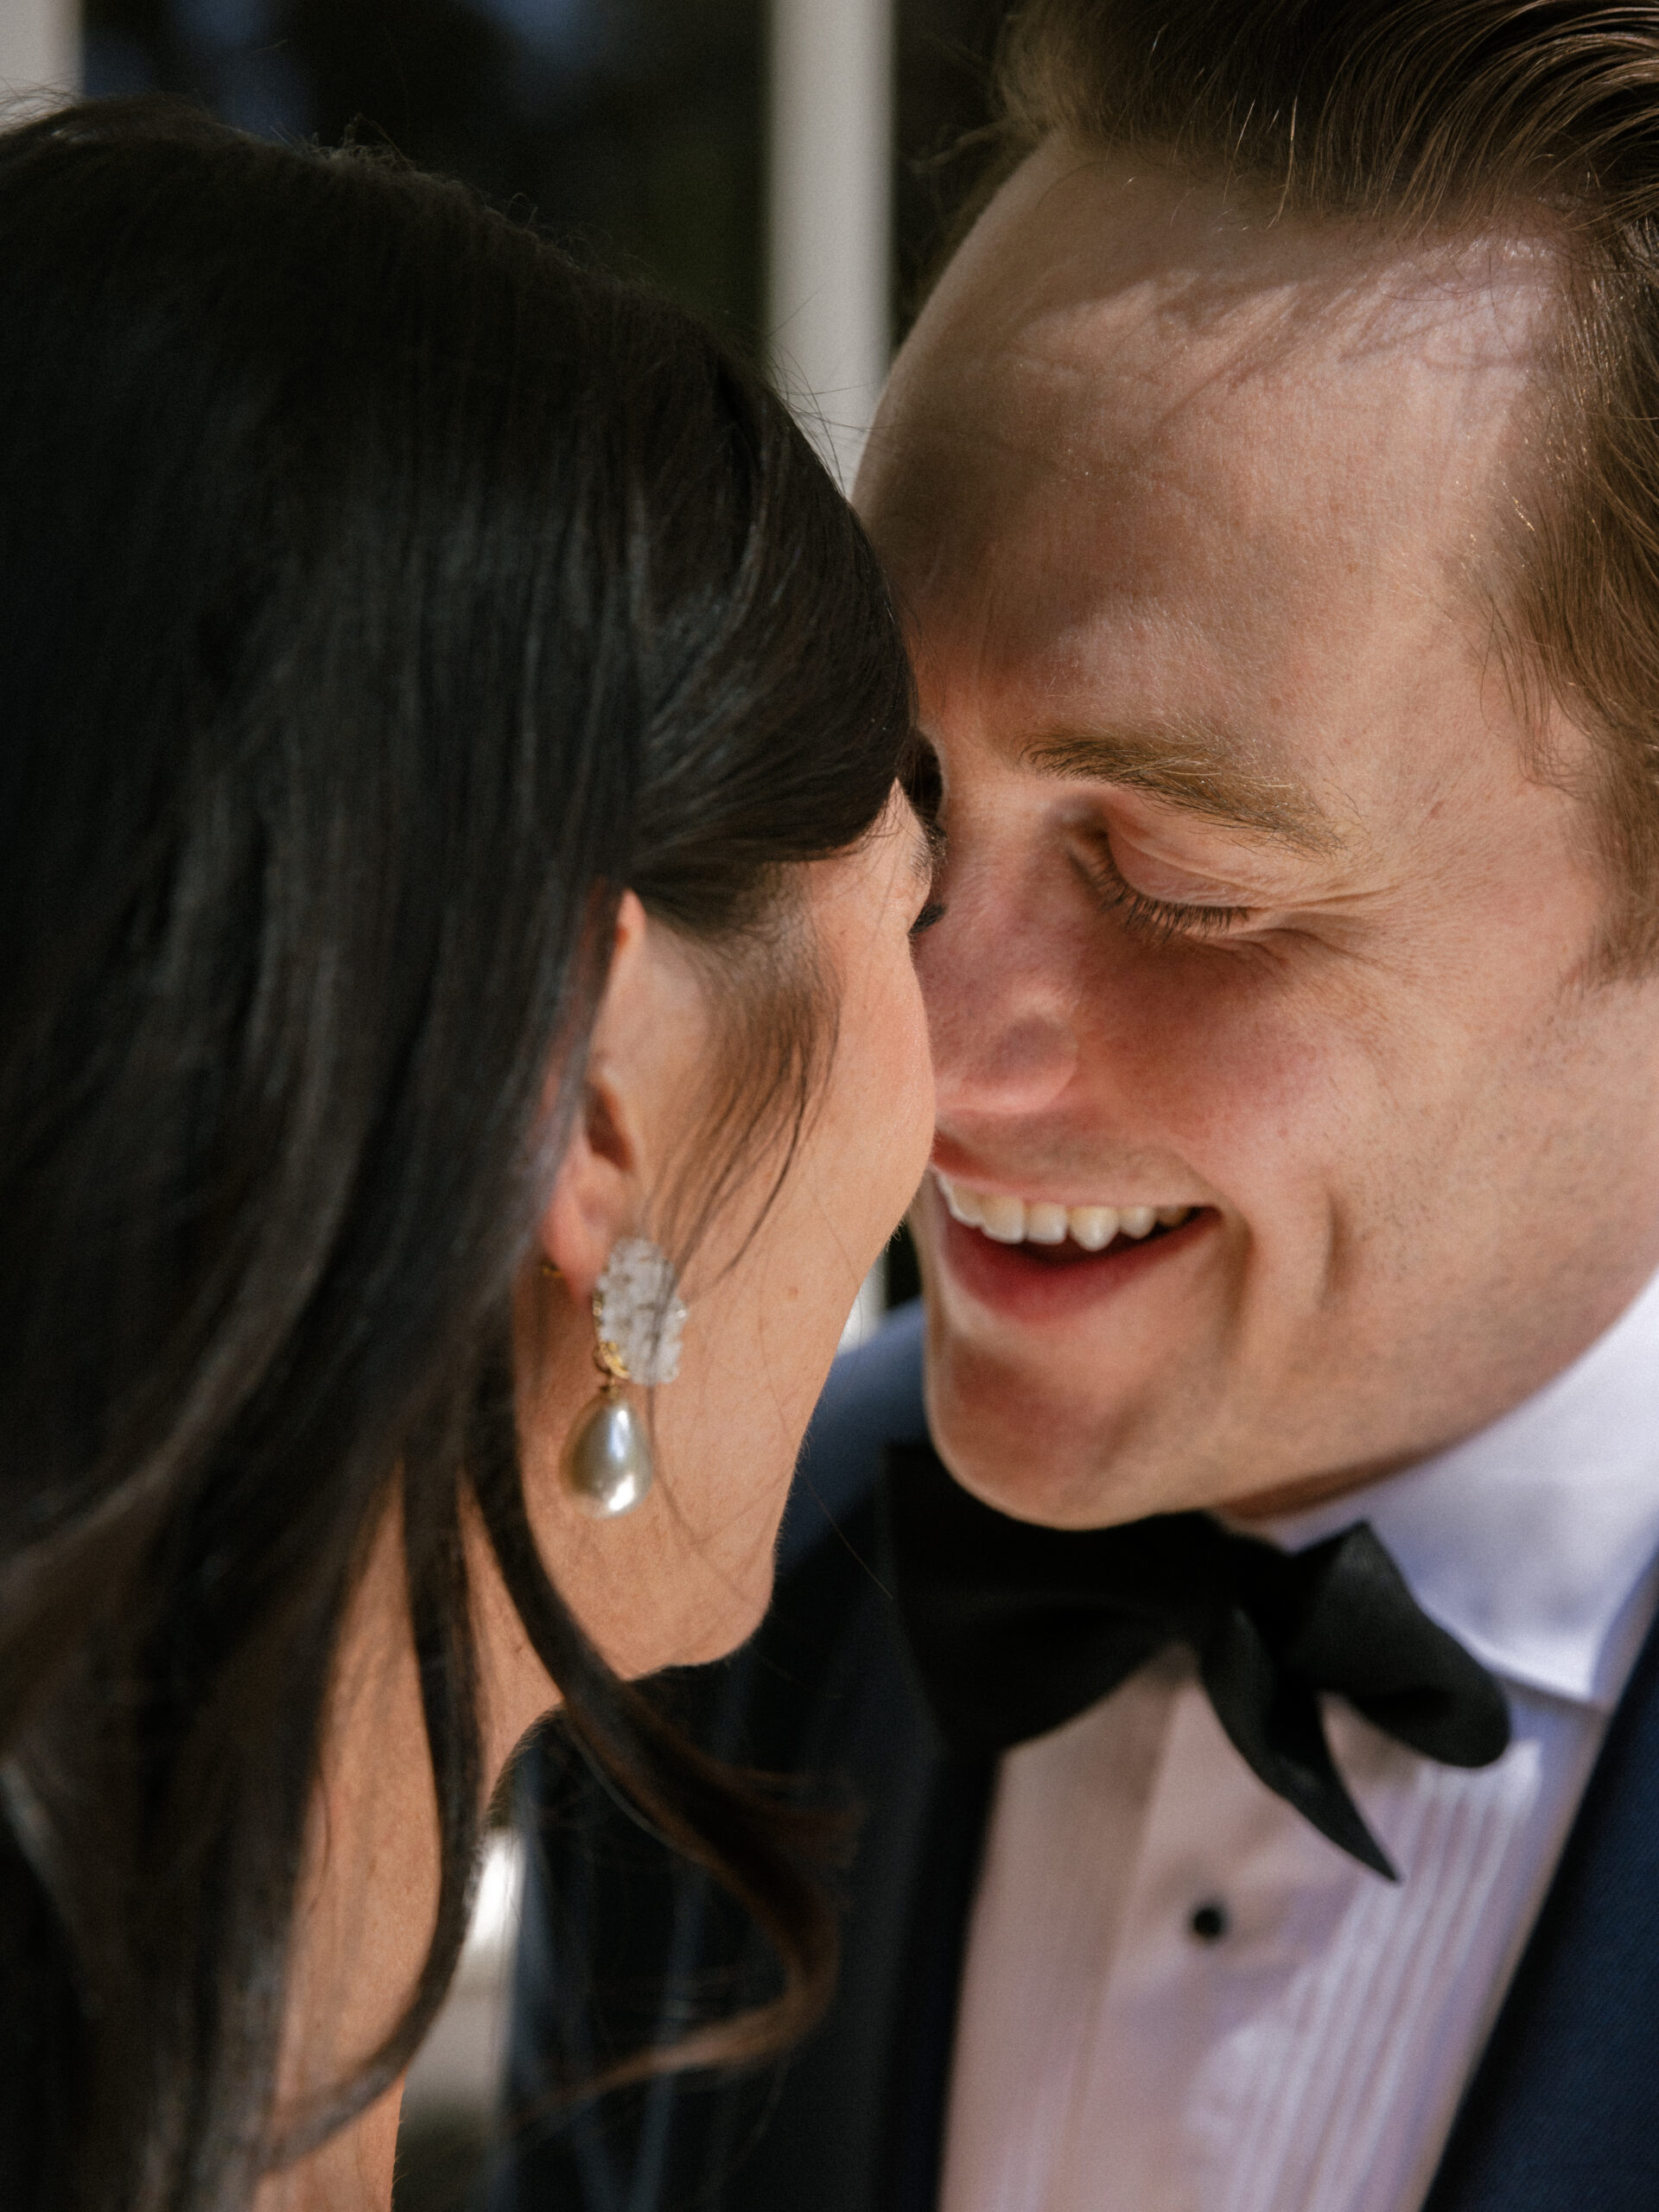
[537, 892, 652, 1300]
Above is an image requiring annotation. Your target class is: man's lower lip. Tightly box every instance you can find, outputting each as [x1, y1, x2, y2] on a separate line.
[933, 1198, 1217, 1320]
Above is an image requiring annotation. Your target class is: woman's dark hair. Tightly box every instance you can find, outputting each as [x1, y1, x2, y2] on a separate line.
[0, 97, 915, 2212]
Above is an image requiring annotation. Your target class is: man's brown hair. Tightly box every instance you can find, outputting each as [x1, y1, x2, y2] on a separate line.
[988, 0, 1659, 965]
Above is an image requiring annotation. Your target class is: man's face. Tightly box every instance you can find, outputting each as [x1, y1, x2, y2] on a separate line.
[858, 138, 1659, 1530]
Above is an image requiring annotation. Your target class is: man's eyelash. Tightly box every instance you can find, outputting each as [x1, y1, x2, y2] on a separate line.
[1078, 843, 1251, 944]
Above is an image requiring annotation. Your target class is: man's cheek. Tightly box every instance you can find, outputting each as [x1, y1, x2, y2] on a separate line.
[1104, 1017, 1334, 1182]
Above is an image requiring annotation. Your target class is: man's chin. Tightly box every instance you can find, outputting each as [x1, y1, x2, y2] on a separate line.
[920, 1323, 1211, 1531]
[909, 1191, 1249, 1519]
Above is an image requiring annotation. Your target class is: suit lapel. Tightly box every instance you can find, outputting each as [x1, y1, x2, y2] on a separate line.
[877, 1758, 995, 2211]
[1424, 1605, 1659, 2210]
[715, 1482, 993, 2212]
[868, 1453, 996, 2210]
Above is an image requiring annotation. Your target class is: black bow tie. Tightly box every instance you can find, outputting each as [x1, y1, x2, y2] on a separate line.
[881, 1442, 1510, 1879]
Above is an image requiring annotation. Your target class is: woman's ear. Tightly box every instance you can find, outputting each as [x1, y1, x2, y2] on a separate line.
[538, 893, 652, 1300]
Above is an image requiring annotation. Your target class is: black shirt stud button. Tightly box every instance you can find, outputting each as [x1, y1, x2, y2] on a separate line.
[1189, 1900, 1230, 1943]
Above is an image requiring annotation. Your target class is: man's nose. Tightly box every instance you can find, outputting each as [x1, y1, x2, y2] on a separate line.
[917, 893, 1079, 1125]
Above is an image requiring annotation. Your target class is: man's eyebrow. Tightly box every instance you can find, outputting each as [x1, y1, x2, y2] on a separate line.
[1023, 728, 1340, 854]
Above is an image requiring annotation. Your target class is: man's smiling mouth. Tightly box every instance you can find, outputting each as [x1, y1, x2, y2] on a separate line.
[933, 1171, 1198, 1255]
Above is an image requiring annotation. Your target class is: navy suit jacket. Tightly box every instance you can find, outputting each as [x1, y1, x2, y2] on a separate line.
[489, 1306, 1659, 2212]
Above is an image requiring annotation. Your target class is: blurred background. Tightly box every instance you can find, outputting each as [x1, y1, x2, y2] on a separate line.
[0, 0, 1009, 2199]
[5, 0, 1014, 479]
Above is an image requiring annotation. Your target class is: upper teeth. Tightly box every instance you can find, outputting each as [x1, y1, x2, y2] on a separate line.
[935, 1173, 1193, 1249]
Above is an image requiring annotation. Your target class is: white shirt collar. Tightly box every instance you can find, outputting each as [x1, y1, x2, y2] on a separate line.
[1251, 1266, 1659, 1709]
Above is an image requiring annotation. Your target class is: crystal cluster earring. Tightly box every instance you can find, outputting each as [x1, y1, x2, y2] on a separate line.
[562, 1236, 687, 1519]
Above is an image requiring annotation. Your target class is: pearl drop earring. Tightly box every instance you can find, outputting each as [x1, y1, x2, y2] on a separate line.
[562, 1237, 686, 1519]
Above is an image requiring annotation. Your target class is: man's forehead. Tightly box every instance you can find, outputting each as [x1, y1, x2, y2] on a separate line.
[866, 139, 1560, 536]
[928, 139, 1555, 378]
[861, 170, 1564, 786]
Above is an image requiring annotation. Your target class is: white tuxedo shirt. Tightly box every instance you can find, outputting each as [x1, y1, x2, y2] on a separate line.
[940, 1268, 1659, 2212]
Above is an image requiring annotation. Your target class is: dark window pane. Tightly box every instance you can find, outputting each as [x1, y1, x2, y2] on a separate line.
[80, 0, 765, 348]
[894, 0, 1013, 340]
